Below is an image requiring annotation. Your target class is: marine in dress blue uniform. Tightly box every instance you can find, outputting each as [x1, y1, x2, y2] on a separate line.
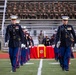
[20, 29, 27, 65]
[55, 16, 76, 71]
[5, 15, 25, 72]
[24, 33, 31, 62]
[15, 19, 21, 68]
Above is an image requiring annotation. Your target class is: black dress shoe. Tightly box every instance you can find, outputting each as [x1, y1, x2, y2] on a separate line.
[12, 68, 16, 72]
[62, 67, 64, 71]
[16, 66, 20, 69]
[13, 69, 16, 72]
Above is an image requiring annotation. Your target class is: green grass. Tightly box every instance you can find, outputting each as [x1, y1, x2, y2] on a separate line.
[42, 59, 76, 75]
[0, 59, 76, 75]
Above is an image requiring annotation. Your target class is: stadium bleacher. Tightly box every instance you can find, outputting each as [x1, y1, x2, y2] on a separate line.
[5, 1, 76, 19]
[0, 0, 4, 30]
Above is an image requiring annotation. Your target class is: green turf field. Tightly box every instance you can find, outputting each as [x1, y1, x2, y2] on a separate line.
[0, 59, 76, 75]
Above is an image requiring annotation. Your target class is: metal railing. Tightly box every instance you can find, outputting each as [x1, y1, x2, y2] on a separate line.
[1, 0, 7, 37]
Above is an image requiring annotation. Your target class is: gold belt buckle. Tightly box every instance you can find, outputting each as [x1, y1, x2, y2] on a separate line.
[18, 38, 20, 41]
[65, 35, 67, 38]
[13, 36, 16, 39]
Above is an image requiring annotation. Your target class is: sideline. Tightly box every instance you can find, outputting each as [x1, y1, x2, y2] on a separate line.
[37, 59, 43, 75]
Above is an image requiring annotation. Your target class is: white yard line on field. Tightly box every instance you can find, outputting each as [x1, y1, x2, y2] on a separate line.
[37, 59, 43, 75]
[24, 63, 34, 65]
[49, 62, 71, 65]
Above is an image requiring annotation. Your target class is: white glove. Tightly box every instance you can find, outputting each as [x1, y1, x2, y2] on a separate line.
[5, 42, 8, 47]
[21, 44, 25, 48]
[29, 46, 31, 48]
[71, 47, 74, 50]
[57, 41, 60, 48]
[25, 47, 28, 49]
[75, 44, 76, 47]
[52, 44, 55, 48]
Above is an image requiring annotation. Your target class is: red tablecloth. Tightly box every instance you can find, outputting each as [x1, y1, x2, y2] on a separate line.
[46, 46, 55, 58]
[30, 46, 38, 58]
[30, 46, 55, 59]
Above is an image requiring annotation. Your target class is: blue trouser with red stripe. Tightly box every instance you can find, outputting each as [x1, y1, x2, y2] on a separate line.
[27, 48, 30, 60]
[54, 46, 59, 61]
[16, 48, 21, 68]
[20, 48, 26, 65]
[58, 47, 71, 70]
[9, 47, 19, 71]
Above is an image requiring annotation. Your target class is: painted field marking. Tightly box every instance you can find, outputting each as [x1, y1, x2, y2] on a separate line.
[49, 62, 71, 65]
[37, 59, 43, 75]
[24, 63, 34, 65]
